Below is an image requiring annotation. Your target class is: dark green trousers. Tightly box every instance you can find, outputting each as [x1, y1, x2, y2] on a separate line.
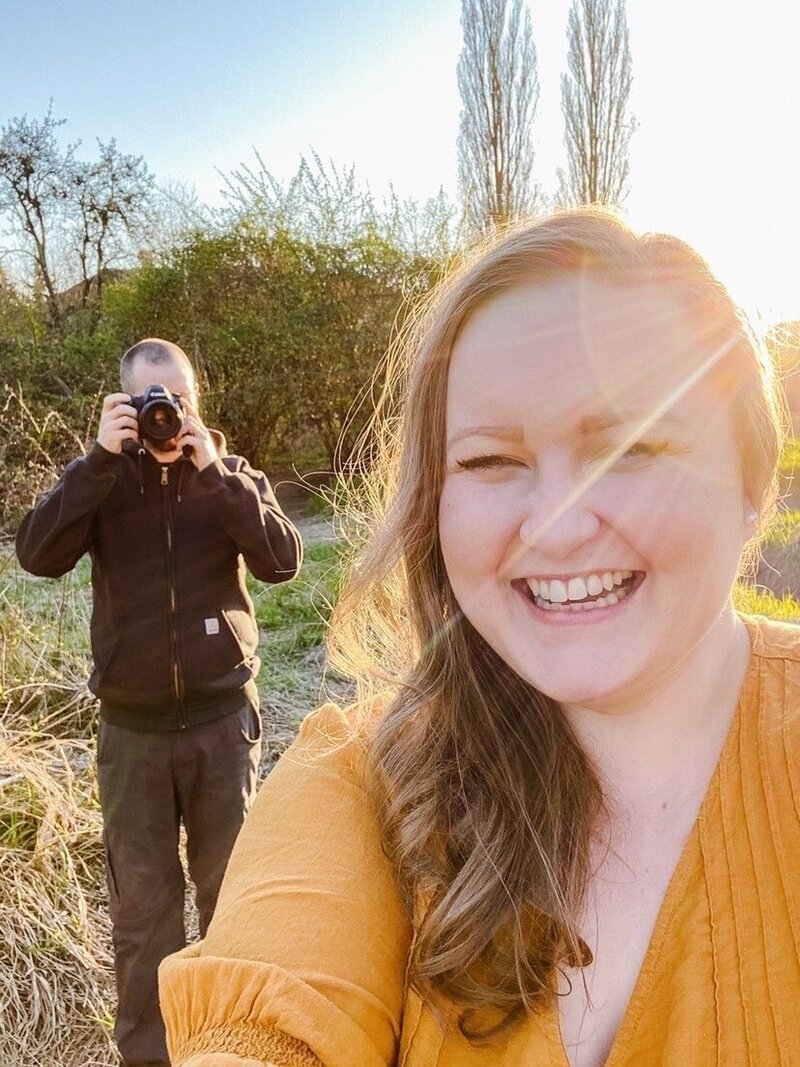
[96, 702, 262, 1066]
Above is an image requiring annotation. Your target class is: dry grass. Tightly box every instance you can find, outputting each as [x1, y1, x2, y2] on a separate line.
[734, 581, 800, 621]
[0, 387, 101, 535]
[753, 509, 800, 600]
[0, 728, 115, 1066]
[1, 551, 117, 1066]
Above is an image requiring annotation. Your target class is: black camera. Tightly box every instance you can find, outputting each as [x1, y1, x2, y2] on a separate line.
[130, 384, 184, 442]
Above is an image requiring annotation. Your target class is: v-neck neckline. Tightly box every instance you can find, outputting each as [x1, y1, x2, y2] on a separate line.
[542, 616, 759, 1067]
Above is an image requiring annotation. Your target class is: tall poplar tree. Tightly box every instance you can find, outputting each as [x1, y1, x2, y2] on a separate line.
[457, 0, 540, 233]
[559, 0, 636, 207]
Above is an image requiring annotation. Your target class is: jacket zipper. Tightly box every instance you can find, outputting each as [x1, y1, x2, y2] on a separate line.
[162, 465, 187, 726]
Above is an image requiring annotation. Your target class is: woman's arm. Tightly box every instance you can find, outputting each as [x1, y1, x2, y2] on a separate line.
[160, 703, 413, 1067]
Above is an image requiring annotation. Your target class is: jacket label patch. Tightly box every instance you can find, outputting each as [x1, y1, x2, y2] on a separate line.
[204, 617, 220, 635]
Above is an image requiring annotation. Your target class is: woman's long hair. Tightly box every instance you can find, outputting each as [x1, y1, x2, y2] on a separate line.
[328, 207, 785, 1037]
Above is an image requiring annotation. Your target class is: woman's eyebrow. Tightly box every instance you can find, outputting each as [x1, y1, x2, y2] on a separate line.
[579, 410, 685, 435]
[446, 409, 687, 451]
[446, 425, 524, 449]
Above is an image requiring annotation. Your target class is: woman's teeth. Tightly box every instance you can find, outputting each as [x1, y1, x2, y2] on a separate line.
[526, 570, 635, 612]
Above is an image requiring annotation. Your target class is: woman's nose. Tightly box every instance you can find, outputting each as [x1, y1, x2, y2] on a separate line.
[518, 470, 602, 559]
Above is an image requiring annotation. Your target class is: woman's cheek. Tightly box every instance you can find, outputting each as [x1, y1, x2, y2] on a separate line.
[439, 481, 518, 571]
[605, 468, 700, 554]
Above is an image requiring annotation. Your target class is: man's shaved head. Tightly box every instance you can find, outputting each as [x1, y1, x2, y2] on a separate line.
[120, 338, 195, 394]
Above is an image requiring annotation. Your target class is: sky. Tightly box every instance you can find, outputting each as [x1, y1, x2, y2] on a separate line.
[2, 0, 799, 323]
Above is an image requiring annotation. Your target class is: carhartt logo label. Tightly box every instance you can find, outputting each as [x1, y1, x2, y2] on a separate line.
[205, 618, 220, 635]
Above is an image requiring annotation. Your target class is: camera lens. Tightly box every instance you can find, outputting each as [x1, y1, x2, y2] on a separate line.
[140, 398, 182, 441]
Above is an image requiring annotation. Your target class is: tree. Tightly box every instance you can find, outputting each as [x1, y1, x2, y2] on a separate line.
[559, 0, 635, 207]
[0, 110, 155, 324]
[223, 151, 374, 247]
[144, 178, 213, 256]
[456, 0, 540, 233]
[0, 107, 73, 328]
[284, 234, 411, 468]
[222, 150, 458, 261]
[68, 139, 154, 307]
[102, 225, 418, 470]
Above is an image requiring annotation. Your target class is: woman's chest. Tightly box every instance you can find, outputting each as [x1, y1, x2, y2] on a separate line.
[546, 780, 714, 1066]
[396, 852, 684, 1067]
[556, 840, 687, 1067]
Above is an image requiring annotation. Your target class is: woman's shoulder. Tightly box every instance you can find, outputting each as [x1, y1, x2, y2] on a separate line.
[737, 613, 800, 754]
[294, 698, 379, 746]
[267, 695, 388, 794]
[741, 611, 800, 664]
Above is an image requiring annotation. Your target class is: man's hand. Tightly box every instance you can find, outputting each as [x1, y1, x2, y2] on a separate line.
[178, 399, 219, 471]
[97, 393, 139, 454]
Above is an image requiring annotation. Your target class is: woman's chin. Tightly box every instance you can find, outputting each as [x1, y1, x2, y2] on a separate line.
[509, 656, 632, 711]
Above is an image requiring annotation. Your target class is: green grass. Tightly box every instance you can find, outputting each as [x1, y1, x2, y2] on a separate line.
[778, 436, 800, 474]
[247, 539, 352, 710]
[0, 549, 96, 733]
[250, 540, 345, 656]
[1, 552, 92, 649]
[762, 509, 800, 546]
[734, 581, 800, 620]
[0, 537, 350, 728]
[0, 783, 39, 851]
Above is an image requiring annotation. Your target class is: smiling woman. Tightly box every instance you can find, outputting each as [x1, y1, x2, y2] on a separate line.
[158, 209, 800, 1067]
[439, 277, 754, 710]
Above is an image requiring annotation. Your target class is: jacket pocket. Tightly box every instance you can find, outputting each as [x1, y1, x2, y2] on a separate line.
[88, 630, 120, 696]
[178, 609, 258, 696]
[220, 607, 258, 659]
[91, 614, 172, 706]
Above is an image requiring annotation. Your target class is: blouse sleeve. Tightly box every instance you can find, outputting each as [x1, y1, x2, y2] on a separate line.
[159, 704, 413, 1067]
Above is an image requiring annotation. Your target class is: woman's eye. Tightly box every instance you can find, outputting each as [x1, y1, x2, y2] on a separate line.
[607, 439, 669, 465]
[621, 440, 668, 459]
[585, 438, 670, 469]
[456, 454, 525, 472]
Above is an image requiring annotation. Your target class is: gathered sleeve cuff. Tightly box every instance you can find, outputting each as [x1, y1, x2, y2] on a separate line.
[161, 946, 394, 1067]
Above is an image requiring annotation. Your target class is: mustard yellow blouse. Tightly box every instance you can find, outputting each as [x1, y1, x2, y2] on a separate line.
[160, 614, 800, 1066]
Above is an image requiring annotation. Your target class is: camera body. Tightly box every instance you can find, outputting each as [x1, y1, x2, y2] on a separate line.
[130, 384, 184, 442]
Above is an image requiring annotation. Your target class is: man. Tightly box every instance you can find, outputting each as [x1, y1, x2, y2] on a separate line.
[16, 338, 302, 1067]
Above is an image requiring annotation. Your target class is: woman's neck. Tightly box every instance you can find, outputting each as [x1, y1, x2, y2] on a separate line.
[561, 609, 752, 815]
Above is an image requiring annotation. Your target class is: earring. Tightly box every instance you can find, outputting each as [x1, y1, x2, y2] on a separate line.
[746, 509, 759, 525]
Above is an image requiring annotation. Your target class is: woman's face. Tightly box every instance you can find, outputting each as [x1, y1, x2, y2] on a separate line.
[438, 278, 751, 712]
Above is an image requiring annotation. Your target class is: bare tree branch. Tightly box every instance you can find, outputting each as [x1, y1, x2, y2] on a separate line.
[0, 106, 74, 328]
[67, 139, 154, 306]
[220, 151, 458, 260]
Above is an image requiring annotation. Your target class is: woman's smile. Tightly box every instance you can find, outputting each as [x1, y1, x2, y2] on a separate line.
[513, 568, 644, 617]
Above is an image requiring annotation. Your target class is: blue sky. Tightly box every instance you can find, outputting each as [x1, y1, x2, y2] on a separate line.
[1, 0, 459, 200]
[2, 0, 799, 320]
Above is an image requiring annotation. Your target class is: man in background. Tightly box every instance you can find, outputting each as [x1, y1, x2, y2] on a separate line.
[16, 338, 302, 1067]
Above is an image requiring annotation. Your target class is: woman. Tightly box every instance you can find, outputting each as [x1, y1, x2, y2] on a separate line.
[159, 209, 800, 1067]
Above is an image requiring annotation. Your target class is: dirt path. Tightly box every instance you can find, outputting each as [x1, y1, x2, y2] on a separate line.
[290, 511, 339, 547]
